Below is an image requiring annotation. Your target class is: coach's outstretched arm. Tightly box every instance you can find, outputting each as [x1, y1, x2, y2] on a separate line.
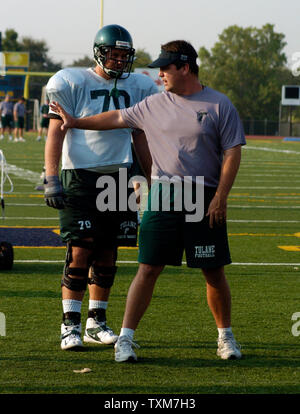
[50, 101, 127, 131]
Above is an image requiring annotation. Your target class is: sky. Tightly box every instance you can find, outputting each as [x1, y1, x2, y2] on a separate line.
[0, 0, 299, 68]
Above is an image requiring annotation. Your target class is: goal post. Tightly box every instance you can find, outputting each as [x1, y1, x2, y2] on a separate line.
[0, 52, 5, 77]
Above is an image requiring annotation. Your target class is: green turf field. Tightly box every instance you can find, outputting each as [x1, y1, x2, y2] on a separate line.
[0, 133, 299, 395]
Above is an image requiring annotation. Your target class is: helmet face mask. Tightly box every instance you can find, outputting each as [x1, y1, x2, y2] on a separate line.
[94, 45, 135, 78]
[93, 25, 135, 79]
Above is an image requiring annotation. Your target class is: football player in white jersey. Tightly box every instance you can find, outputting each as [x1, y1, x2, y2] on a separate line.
[44, 24, 158, 351]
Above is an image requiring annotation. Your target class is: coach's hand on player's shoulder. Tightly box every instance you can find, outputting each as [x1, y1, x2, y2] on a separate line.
[44, 175, 66, 209]
[50, 101, 74, 131]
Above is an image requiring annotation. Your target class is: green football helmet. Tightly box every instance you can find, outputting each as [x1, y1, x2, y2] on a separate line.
[93, 24, 135, 78]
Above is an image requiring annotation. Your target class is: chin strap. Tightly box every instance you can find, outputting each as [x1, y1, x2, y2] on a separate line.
[109, 76, 120, 98]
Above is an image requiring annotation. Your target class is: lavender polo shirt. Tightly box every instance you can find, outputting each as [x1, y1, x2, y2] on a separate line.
[120, 87, 246, 187]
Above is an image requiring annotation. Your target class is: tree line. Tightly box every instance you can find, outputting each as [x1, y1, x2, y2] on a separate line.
[198, 24, 300, 121]
[1, 25, 299, 121]
[0, 28, 153, 102]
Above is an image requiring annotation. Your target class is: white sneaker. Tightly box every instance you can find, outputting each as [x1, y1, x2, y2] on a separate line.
[14, 138, 19, 142]
[0, 135, 4, 140]
[217, 334, 242, 360]
[61, 322, 84, 350]
[114, 335, 140, 362]
[9, 135, 13, 141]
[84, 317, 118, 345]
[36, 136, 41, 141]
[19, 137, 25, 142]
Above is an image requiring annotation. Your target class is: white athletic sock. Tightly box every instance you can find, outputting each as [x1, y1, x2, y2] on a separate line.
[89, 300, 108, 310]
[62, 299, 82, 314]
[120, 327, 135, 340]
[218, 327, 233, 338]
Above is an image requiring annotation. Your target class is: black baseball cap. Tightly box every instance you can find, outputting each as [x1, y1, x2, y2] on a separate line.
[148, 50, 192, 68]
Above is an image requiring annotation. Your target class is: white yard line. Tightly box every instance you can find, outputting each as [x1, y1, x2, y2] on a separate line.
[237, 173, 300, 177]
[6, 164, 41, 183]
[15, 184, 41, 187]
[228, 205, 300, 209]
[236, 178, 300, 181]
[244, 146, 300, 155]
[14, 259, 300, 266]
[2, 216, 58, 220]
[230, 195, 300, 199]
[4, 218, 297, 223]
[5, 203, 45, 206]
[228, 219, 300, 223]
[233, 187, 300, 189]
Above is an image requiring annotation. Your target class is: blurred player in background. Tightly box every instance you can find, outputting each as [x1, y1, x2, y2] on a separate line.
[36, 98, 50, 142]
[13, 97, 26, 142]
[0, 94, 14, 141]
[44, 24, 158, 351]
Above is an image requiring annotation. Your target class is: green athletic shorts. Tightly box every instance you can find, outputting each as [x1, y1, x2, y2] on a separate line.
[138, 184, 231, 268]
[59, 169, 138, 247]
[41, 117, 49, 128]
[15, 116, 24, 128]
[1, 114, 13, 128]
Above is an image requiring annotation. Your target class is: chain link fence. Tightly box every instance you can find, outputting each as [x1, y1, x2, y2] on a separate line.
[242, 119, 300, 137]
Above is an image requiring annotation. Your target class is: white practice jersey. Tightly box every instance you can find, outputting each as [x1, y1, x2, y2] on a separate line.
[46, 68, 158, 170]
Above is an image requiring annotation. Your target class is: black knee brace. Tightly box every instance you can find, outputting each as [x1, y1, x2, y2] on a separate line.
[61, 267, 89, 291]
[88, 265, 117, 289]
[61, 240, 94, 291]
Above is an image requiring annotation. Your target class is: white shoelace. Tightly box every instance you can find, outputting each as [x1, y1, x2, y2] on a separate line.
[219, 335, 241, 350]
[119, 336, 140, 349]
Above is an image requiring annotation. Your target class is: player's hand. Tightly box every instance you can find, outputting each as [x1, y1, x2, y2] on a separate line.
[206, 193, 227, 228]
[44, 175, 66, 209]
[49, 101, 74, 131]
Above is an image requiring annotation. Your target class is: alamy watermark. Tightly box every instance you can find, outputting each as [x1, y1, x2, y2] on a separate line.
[0, 312, 6, 336]
[291, 312, 300, 337]
[291, 52, 300, 77]
[95, 168, 204, 223]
